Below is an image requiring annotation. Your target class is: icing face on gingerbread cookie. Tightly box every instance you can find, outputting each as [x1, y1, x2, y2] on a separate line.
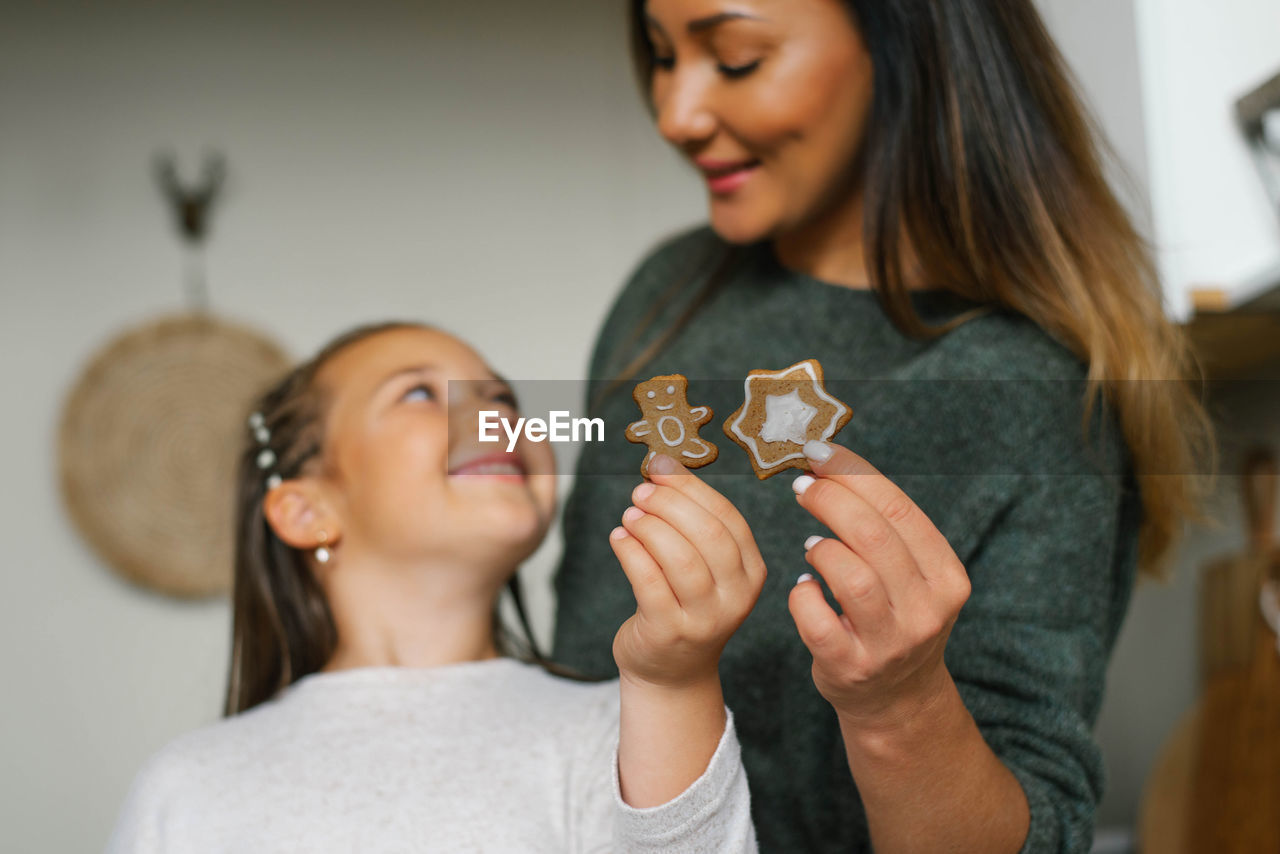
[723, 359, 851, 479]
[625, 374, 719, 478]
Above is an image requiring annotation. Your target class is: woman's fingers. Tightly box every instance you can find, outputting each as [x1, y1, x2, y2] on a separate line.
[802, 536, 895, 642]
[609, 526, 678, 617]
[792, 471, 923, 607]
[788, 572, 860, 664]
[801, 441, 961, 586]
[620, 506, 716, 606]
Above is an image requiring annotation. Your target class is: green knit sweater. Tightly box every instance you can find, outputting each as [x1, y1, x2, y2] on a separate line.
[551, 227, 1141, 854]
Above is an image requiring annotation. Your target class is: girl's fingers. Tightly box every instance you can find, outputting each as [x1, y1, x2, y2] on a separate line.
[788, 573, 860, 664]
[804, 537, 894, 642]
[621, 507, 715, 607]
[630, 481, 747, 589]
[646, 457, 766, 585]
[802, 441, 961, 584]
[608, 527, 677, 617]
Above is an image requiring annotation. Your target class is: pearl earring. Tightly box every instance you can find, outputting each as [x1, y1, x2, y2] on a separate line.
[315, 531, 332, 564]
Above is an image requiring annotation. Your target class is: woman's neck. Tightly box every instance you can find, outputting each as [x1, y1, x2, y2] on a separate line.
[771, 192, 924, 290]
[318, 560, 504, 672]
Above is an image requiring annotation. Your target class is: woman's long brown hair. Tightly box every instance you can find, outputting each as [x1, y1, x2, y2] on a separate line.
[225, 322, 563, 716]
[624, 0, 1215, 579]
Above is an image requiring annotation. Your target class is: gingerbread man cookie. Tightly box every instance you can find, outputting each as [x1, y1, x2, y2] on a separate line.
[625, 374, 719, 478]
[723, 358, 852, 480]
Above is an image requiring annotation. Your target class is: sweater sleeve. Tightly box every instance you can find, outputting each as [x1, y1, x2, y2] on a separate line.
[569, 688, 758, 853]
[945, 460, 1140, 854]
[103, 749, 180, 854]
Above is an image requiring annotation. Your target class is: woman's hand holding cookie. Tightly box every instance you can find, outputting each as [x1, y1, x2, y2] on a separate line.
[788, 440, 972, 733]
[610, 453, 767, 689]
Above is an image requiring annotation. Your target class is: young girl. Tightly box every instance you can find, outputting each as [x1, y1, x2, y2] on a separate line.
[106, 321, 762, 852]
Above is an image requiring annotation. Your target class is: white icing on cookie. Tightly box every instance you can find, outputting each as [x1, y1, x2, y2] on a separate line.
[657, 415, 686, 448]
[760, 389, 817, 444]
[728, 360, 850, 471]
[683, 437, 712, 459]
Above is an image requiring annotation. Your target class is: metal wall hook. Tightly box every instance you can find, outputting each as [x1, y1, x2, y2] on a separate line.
[153, 150, 226, 245]
[153, 150, 227, 312]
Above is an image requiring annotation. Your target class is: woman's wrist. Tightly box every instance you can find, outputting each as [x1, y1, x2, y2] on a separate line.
[835, 666, 961, 758]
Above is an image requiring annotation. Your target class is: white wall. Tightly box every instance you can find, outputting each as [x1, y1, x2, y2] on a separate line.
[1, 1, 1266, 850]
[1042, 0, 1280, 318]
[1135, 0, 1280, 316]
[1037, 0, 1152, 234]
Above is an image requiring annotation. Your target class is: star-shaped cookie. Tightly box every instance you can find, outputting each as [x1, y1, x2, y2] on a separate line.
[723, 358, 851, 479]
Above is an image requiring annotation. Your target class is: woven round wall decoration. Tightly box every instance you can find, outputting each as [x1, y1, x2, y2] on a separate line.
[59, 314, 291, 597]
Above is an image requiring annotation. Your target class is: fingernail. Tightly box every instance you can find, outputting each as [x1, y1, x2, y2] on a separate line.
[648, 454, 677, 475]
[633, 482, 656, 502]
[804, 535, 824, 551]
[792, 474, 816, 496]
[803, 440, 834, 463]
[610, 526, 629, 541]
[796, 573, 814, 585]
[622, 506, 645, 523]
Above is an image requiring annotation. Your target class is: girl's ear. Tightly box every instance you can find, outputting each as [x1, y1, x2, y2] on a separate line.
[262, 479, 340, 550]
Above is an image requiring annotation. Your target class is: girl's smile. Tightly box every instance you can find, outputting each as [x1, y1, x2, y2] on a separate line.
[447, 451, 527, 481]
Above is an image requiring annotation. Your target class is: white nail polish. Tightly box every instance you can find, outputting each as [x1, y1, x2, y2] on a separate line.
[803, 440, 834, 463]
[804, 535, 823, 551]
[792, 474, 816, 496]
[796, 573, 814, 585]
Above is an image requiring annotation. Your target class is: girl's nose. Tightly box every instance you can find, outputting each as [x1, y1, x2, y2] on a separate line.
[654, 74, 717, 148]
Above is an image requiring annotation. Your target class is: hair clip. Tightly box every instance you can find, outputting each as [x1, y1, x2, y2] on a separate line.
[249, 411, 281, 489]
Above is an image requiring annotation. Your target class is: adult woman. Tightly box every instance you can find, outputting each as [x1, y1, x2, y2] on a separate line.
[552, 1, 1212, 852]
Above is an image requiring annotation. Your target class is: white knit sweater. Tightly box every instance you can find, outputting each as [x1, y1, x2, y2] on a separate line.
[105, 658, 757, 853]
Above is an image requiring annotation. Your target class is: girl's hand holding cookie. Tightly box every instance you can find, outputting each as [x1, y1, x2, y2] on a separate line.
[788, 440, 972, 734]
[610, 453, 767, 688]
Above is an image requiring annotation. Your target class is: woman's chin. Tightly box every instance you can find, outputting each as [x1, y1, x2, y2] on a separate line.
[708, 205, 774, 246]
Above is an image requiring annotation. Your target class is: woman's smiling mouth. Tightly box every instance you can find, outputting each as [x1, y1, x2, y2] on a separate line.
[695, 157, 761, 195]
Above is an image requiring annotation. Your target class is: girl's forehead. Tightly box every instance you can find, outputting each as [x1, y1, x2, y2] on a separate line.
[321, 328, 489, 390]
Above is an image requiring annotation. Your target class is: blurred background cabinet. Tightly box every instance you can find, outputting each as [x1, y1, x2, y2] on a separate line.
[1038, 0, 1280, 322]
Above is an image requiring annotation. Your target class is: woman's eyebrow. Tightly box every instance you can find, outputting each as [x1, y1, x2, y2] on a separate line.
[688, 11, 764, 33]
[645, 10, 765, 37]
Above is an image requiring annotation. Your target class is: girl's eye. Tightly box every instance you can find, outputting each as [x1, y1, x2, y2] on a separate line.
[402, 383, 437, 403]
[653, 54, 675, 72]
[718, 59, 761, 79]
[492, 390, 519, 408]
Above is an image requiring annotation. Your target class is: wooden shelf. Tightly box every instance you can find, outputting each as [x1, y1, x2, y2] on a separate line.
[1185, 262, 1280, 380]
[1185, 311, 1280, 380]
[1189, 260, 1280, 313]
